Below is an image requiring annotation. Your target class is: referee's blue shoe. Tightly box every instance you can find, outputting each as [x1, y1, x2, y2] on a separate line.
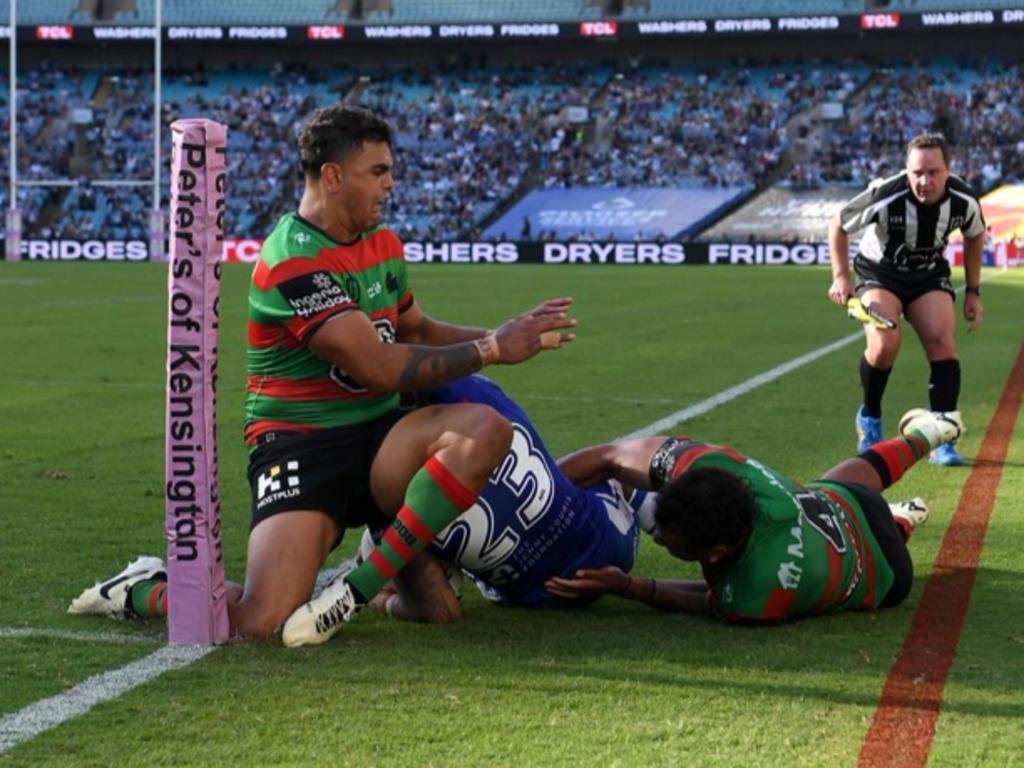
[929, 442, 966, 466]
[855, 406, 883, 454]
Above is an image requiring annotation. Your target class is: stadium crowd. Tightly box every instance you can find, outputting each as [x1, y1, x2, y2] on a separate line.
[2, 57, 1021, 243]
[787, 61, 1024, 192]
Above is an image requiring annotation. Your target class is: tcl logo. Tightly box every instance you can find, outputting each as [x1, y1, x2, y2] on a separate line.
[307, 25, 344, 40]
[579, 21, 617, 36]
[223, 238, 264, 262]
[36, 25, 73, 40]
[860, 13, 900, 29]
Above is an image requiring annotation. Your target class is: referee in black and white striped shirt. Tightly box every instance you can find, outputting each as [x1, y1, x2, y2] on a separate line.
[827, 133, 985, 466]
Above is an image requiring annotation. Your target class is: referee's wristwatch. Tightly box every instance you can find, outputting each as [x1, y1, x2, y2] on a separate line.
[965, 284, 981, 296]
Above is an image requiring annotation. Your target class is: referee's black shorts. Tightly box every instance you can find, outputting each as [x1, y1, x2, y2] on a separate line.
[854, 255, 955, 308]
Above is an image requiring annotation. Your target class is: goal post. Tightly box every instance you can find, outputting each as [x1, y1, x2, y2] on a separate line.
[165, 119, 229, 645]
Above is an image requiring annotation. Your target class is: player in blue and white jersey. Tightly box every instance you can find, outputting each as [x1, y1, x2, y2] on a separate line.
[373, 374, 652, 617]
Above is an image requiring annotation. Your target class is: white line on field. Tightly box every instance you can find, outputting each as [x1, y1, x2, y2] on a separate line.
[0, 645, 214, 755]
[0, 627, 159, 645]
[618, 275, 1003, 440]
[618, 331, 863, 439]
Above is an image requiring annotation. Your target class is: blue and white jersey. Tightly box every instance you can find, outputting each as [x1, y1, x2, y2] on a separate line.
[425, 375, 641, 607]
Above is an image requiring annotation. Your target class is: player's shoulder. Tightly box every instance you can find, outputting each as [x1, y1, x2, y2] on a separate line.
[865, 171, 908, 200]
[946, 174, 980, 202]
[359, 225, 405, 258]
[261, 212, 332, 265]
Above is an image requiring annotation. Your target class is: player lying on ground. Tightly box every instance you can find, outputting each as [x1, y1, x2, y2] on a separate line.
[70, 374, 649, 632]
[545, 409, 962, 622]
[350, 383, 959, 626]
[346, 374, 652, 623]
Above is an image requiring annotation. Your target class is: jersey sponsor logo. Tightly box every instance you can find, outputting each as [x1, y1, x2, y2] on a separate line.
[276, 271, 350, 319]
[293, 231, 311, 245]
[777, 561, 802, 590]
[255, 461, 301, 510]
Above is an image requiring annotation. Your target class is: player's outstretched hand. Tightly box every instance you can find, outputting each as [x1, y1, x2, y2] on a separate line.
[492, 297, 577, 364]
[545, 566, 628, 600]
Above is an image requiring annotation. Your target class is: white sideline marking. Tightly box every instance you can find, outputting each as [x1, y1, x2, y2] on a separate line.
[619, 331, 863, 439]
[0, 627, 157, 645]
[0, 645, 214, 754]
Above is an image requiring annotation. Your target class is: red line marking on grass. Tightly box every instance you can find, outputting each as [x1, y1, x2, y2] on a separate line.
[858, 339, 1024, 768]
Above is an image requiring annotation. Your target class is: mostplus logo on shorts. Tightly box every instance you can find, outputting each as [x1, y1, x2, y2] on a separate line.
[256, 460, 301, 509]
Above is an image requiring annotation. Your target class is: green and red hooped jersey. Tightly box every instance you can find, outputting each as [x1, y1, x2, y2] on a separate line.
[244, 213, 413, 445]
[668, 442, 895, 623]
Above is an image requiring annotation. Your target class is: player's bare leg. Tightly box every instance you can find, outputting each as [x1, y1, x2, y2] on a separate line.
[368, 403, 511, 515]
[281, 403, 511, 646]
[822, 408, 963, 493]
[229, 510, 337, 638]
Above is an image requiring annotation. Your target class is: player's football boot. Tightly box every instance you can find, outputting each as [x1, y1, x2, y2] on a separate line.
[929, 442, 966, 467]
[890, 497, 929, 540]
[281, 571, 360, 647]
[855, 406, 883, 454]
[67, 555, 166, 618]
[898, 409, 964, 451]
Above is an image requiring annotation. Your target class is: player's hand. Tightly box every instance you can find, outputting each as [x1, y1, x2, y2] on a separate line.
[544, 566, 629, 599]
[964, 293, 983, 333]
[492, 297, 577, 364]
[367, 585, 398, 615]
[828, 275, 854, 307]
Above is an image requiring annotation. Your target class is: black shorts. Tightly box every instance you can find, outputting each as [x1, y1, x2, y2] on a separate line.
[853, 255, 955, 308]
[835, 481, 913, 607]
[246, 410, 405, 544]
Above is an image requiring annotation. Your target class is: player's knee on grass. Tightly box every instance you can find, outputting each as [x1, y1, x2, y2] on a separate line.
[228, 599, 285, 639]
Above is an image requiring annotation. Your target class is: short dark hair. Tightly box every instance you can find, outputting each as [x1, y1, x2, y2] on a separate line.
[297, 105, 393, 178]
[654, 466, 756, 554]
[906, 133, 950, 167]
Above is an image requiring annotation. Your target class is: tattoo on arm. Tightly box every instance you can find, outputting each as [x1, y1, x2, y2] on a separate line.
[398, 342, 483, 391]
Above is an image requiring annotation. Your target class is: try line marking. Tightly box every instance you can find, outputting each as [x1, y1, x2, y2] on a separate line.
[0, 646, 215, 754]
[857, 335, 1024, 768]
[0, 276, 1001, 756]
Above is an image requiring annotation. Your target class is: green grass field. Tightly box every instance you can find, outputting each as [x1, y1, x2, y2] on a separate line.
[2, 261, 1023, 767]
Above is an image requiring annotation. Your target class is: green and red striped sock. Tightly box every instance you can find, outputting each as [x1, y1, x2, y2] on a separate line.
[346, 456, 477, 603]
[862, 432, 930, 489]
[127, 579, 168, 618]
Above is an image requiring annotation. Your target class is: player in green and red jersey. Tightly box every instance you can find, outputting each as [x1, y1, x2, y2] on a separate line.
[545, 409, 963, 623]
[231, 105, 576, 646]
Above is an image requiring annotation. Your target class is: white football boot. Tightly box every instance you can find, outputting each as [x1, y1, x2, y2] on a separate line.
[898, 409, 964, 450]
[68, 555, 166, 618]
[282, 571, 360, 647]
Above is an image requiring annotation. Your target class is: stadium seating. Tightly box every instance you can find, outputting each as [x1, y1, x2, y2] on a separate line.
[370, 0, 599, 23]
[4, 56, 1021, 243]
[4, 1, 79, 23]
[623, 0, 863, 18]
[790, 60, 1024, 192]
